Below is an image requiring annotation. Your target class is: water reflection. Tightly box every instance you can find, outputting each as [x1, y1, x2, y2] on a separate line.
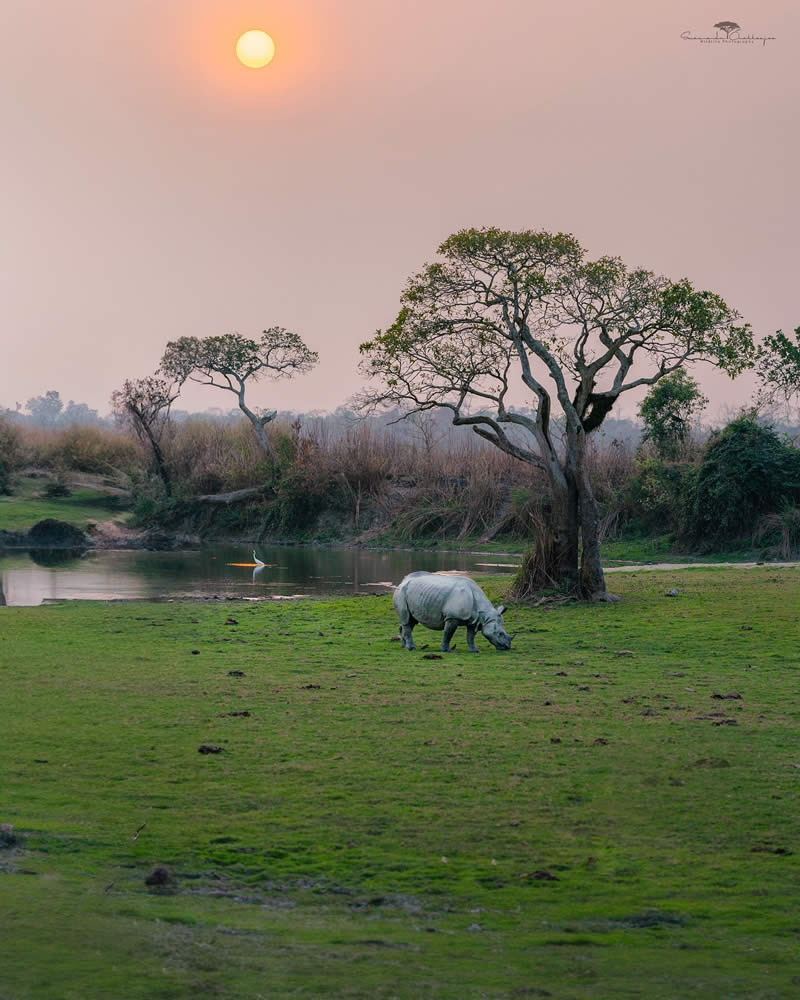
[28, 547, 87, 568]
[0, 544, 519, 607]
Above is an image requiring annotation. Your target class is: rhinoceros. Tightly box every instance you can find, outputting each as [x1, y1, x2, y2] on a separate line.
[393, 572, 512, 653]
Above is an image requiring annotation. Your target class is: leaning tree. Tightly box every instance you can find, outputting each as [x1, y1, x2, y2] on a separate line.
[359, 228, 754, 599]
[160, 329, 318, 460]
[111, 376, 181, 496]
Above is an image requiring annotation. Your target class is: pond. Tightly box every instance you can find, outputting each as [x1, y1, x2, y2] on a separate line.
[0, 544, 520, 607]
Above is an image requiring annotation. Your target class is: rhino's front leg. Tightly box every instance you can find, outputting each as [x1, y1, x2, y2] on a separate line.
[466, 625, 479, 653]
[400, 623, 417, 650]
[441, 620, 458, 652]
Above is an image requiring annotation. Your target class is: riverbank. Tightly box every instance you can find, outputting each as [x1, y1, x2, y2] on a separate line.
[2, 567, 799, 998]
[0, 471, 784, 568]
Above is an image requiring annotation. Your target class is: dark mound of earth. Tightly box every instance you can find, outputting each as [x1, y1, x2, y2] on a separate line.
[27, 519, 90, 548]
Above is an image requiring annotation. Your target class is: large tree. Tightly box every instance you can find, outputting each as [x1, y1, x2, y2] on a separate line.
[111, 376, 180, 496]
[359, 228, 754, 598]
[160, 329, 318, 460]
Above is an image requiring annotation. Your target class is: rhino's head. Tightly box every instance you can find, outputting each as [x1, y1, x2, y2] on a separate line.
[482, 605, 512, 650]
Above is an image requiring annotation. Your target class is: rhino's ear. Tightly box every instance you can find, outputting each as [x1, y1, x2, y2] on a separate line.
[496, 604, 506, 616]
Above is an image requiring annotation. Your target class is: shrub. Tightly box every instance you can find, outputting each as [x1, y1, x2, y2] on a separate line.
[624, 457, 694, 537]
[754, 503, 800, 559]
[0, 417, 23, 493]
[686, 418, 800, 548]
[22, 425, 141, 475]
[168, 418, 266, 494]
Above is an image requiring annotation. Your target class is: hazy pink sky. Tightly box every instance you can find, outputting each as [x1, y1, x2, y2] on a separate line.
[2, 1, 797, 419]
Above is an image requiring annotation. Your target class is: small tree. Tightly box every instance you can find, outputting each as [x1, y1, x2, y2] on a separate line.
[160, 330, 318, 461]
[714, 21, 741, 38]
[111, 377, 180, 496]
[638, 370, 708, 460]
[756, 327, 800, 406]
[360, 227, 754, 598]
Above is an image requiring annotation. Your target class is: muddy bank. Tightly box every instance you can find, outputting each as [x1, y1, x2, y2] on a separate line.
[0, 518, 200, 552]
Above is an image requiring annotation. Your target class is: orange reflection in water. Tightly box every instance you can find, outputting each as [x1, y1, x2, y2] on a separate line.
[226, 562, 277, 568]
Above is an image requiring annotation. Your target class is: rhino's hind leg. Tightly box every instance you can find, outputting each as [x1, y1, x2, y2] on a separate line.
[400, 620, 417, 650]
[441, 620, 458, 652]
[466, 625, 479, 653]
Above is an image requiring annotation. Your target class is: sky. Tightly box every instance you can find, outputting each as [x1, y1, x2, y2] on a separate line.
[1, 0, 797, 420]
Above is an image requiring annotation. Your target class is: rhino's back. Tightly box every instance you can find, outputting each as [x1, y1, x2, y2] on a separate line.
[397, 573, 477, 628]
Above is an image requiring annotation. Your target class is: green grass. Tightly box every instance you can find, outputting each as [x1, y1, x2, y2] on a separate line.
[0, 474, 130, 533]
[363, 531, 776, 567]
[600, 535, 781, 567]
[365, 530, 529, 554]
[2, 568, 800, 998]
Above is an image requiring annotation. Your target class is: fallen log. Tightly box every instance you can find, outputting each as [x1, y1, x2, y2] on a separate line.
[193, 487, 270, 506]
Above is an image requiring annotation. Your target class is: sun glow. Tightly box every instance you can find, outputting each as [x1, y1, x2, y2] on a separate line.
[236, 30, 276, 68]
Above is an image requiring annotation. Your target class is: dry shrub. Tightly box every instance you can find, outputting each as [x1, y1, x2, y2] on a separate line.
[585, 435, 637, 541]
[508, 501, 560, 599]
[20, 424, 141, 475]
[167, 418, 265, 494]
[754, 503, 800, 559]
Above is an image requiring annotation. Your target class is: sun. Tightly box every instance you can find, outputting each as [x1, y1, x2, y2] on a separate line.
[236, 30, 276, 69]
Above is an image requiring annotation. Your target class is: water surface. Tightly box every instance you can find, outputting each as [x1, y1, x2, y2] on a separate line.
[0, 544, 519, 607]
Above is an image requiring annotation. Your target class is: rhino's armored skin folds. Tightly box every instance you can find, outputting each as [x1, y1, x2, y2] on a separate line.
[393, 572, 512, 653]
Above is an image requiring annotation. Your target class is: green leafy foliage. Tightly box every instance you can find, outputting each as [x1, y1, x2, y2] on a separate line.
[686, 418, 800, 548]
[638, 370, 708, 460]
[624, 457, 695, 537]
[262, 430, 344, 535]
[756, 326, 800, 403]
[0, 416, 23, 494]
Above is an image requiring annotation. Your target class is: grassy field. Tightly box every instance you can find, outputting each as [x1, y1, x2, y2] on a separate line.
[2, 569, 799, 998]
[0, 474, 130, 534]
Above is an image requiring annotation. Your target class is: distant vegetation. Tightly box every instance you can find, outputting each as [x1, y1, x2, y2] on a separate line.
[2, 399, 800, 564]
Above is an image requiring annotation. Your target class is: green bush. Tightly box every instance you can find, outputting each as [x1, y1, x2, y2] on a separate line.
[263, 435, 344, 535]
[624, 457, 694, 537]
[686, 418, 800, 549]
[0, 417, 23, 493]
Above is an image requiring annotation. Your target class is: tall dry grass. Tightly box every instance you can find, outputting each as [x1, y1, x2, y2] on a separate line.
[15, 424, 142, 476]
[6, 414, 648, 544]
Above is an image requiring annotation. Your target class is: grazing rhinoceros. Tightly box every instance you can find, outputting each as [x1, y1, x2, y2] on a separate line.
[393, 572, 512, 653]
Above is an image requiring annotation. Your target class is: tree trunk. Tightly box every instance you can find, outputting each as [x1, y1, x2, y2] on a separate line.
[144, 426, 172, 497]
[575, 435, 610, 600]
[510, 474, 580, 599]
[578, 473, 606, 598]
[511, 433, 612, 601]
[238, 397, 276, 461]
